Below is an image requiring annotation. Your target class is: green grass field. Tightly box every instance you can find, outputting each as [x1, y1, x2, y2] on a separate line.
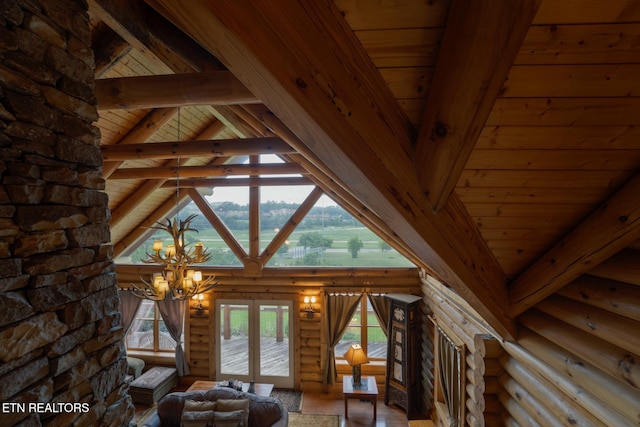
[133, 226, 415, 267]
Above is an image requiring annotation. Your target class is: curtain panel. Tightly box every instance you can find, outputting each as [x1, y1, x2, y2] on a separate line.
[367, 294, 390, 336]
[322, 293, 362, 385]
[158, 298, 190, 376]
[118, 290, 142, 336]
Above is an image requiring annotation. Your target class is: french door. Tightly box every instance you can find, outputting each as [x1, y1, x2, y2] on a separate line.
[215, 299, 294, 388]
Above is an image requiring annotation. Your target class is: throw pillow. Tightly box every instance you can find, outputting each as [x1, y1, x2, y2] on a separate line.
[216, 399, 250, 427]
[213, 409, 245, 427]
[185, 399, 217, 412]
[181, 399, 216, 427]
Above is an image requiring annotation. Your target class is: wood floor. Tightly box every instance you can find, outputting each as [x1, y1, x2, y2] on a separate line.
[301, 390, 410, 427]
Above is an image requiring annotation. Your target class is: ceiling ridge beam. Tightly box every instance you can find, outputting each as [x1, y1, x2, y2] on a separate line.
[414, 0, 541, 212]
[95, 72, 259, 110]
[509, 173, 640, 316]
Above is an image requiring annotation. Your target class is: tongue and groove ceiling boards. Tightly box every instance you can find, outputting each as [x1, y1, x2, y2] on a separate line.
[91, 0, 640, 341]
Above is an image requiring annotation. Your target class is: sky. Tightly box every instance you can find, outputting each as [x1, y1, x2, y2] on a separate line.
[207, 185, 338, 206]
[205, 154, 338, 206]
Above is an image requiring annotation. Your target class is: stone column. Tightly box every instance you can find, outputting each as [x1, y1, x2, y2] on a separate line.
[0, 0, 133, 425]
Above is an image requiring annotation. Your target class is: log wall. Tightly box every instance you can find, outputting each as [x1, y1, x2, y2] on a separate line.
[422, 275, 503, 427]
[121, 270, 422, 391]
[500, 270, 640, 426]
[424, 257, 640, 426]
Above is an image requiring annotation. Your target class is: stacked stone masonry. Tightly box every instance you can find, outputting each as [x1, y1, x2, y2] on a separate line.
[0, 0, 134, 426]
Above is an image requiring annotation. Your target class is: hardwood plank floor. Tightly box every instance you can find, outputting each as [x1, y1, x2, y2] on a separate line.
[302, 390, 410, 427]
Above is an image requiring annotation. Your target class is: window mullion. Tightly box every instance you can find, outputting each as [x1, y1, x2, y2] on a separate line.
[361, 298, 368, 353]
[154, 303, 160, 352]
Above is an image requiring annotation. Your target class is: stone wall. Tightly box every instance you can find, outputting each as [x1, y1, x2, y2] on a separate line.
[0, 0, 133, 425]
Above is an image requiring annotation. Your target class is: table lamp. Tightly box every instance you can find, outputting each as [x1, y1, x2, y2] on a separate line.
[343, 344, 369, 387]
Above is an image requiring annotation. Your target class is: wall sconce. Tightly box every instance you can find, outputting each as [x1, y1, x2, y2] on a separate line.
[303, 295, 316, 319]
[192, 293, 205, 316]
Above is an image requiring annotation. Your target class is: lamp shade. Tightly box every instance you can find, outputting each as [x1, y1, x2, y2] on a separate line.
[343, 344, 369, 366]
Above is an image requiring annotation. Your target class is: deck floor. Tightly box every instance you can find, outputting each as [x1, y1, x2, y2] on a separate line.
[220, 336, 291, 376]
[220, 336, 387, 376]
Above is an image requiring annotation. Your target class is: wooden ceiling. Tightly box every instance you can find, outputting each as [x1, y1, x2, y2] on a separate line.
[90, 0, 640, 340]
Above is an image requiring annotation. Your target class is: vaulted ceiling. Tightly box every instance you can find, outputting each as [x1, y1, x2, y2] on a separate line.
[90, 0, 640, 340]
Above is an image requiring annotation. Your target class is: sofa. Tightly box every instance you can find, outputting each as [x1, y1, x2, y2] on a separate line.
[138, 387, 288, 427]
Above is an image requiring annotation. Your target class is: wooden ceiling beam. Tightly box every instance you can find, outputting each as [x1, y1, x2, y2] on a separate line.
[112, 159, 226, 244]
[109, 163, 305, 180]
[89, 0, 223, 73]
[101, 137, 292, 161]
[163, 177, 313, 188]
[249, 155, 260, 259]
[261, 186, 324, 265]
[110, 120, 227, 239]
[95, 72, 259, 110]
[113, 194, 190, 257]
[102, 107, 179, 178]
[147, 0, 515, 339]
[509, 174, 640, 316]
[91, 21, 131, 78]
[188, 188, 248, 263]
[414, 0, 541, 212]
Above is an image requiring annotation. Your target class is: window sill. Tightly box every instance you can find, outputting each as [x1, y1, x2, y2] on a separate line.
[126, 349, 175, 365]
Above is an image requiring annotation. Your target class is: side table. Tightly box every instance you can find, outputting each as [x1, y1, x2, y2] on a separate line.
[343, 375, 378, 420]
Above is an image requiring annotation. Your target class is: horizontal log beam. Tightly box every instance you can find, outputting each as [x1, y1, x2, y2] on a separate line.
[109, 163, 305, 180]
[162, 176, 313, 188]
[509, 173, 640, 316]
[519, 309, 640, 389]
[116, 263, 420, 279]
[101, 137, 293, 160]
[103, 107, 179, 178]
[518, 326, 640, 424]
[95, 71, 259, 110]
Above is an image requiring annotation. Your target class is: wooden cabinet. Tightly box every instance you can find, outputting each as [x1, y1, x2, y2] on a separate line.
[384, 293, 422, 419]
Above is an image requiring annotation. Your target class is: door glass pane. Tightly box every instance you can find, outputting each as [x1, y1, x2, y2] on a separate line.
[259, 304, 290, 377]
[219, 303, 249, 375]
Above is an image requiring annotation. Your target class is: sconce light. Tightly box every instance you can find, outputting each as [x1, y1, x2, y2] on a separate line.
[303, 295, 316, 319]
[192, 293, 205, 316]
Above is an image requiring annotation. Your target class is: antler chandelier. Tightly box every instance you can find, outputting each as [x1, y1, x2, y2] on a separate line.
[131, 108, 218, 300]
[131, 214, 218, 300]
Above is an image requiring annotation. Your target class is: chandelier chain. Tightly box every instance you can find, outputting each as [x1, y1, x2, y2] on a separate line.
[176, 108, 181, 220]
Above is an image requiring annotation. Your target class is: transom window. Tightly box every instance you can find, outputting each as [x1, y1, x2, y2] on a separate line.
[125, 300, 176, 352]
[335, 296, 387, 360]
